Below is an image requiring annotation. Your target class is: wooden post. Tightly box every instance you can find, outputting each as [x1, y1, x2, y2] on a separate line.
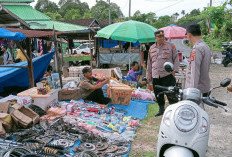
[93, 37, 97, 68]
[53, 26, 63, 88]
[60, 42, 64, 68]
[89, 33, 92, 68]
[26, 38, 34, 88]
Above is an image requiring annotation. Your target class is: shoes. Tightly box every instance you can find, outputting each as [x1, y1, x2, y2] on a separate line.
[155, 108, 164, 117]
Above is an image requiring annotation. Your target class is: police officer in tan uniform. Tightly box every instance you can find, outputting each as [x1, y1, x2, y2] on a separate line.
[185, 24, 211, 96]
[146, 30, 179, 116]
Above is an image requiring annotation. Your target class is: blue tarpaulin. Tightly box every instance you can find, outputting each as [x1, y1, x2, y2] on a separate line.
[100, 39, 140, 48]
[0, 28, 26, 40]
[0, 52, 54, 92]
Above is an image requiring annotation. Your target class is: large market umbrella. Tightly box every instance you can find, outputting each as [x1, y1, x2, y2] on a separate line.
[97, 20, 157, 69]
[159, 26, 186, 39]
[97, 20, 157, 43]
[0, 27, 26, 40]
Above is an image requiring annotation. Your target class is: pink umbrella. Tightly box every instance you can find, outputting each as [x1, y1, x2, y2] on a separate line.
[159, 26, 187, 39]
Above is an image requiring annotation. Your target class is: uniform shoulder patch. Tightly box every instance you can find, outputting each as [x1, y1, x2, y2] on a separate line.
[191, 51, 196, 61]
[171, 44, 176, 50]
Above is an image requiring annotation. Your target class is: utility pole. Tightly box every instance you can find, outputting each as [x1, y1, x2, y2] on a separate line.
[210, 0, 212, 6]
[129, 0, 131, 18]
[108, 0, 111, 24]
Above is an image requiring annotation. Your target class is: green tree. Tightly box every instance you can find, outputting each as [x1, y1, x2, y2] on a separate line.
[189, 9, 201, 16]
[45, 12, 63, 20]
[153, 15, 172, 28]
[83, 12, 92, 19]
[91, 1, 123, 21]
[64, 9, 82, 20]
[131, 10, 156, 25]
[58, 0, 80, 7]
[35, 0, 59, 13]
[181, 10, 185, 16]
[58, 0, 90, 16]
[202, 3, 226, 29]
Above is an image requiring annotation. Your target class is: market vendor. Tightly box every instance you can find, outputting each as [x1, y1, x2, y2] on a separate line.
[81, 67, 111, 104]
[15, 49, 27, 63]
[126, 61, 147, 87]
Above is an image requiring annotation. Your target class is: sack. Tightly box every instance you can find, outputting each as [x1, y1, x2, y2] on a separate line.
[58, 88, 82, 101]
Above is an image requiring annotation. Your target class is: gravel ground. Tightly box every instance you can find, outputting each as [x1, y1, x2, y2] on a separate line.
[205, 63, 232, 157]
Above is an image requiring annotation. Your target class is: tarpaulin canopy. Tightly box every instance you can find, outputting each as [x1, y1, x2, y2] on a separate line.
[0, 52, 54, 92]
[0, 27, 26, 40]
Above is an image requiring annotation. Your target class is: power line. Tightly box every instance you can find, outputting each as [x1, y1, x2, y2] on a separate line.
[145, 0, 180, 2]
[154, 0, 185, 13]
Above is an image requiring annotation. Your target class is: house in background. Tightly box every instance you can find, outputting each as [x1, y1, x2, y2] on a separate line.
[61, 18, 111, 32]
[0, 0, 87, 32]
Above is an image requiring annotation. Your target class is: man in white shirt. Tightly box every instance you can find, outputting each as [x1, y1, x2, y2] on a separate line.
[1, 44, 13, 65]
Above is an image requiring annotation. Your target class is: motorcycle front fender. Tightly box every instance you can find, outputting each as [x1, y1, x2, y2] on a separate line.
[163, 146, 194, 157]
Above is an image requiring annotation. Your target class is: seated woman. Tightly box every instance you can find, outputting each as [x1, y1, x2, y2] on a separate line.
[15, 49, 27, 63]
[81, 67, 111, 104]
[126, 61, 146, 87]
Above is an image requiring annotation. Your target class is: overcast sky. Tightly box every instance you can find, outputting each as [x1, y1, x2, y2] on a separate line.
[31, 0, 225, 17]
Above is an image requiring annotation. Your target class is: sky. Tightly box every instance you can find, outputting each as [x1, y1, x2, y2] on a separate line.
[31, 0, 225, 17]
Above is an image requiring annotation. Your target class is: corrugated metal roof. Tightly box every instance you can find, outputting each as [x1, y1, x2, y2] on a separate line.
[28, 20, 88, 32]
[4, 5, 50, 21]
[0, 0, 34, 3]
[6, 28, 62, 38]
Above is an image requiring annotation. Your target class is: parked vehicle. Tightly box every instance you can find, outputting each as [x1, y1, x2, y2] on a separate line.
[156, 62, 230, 157]
[221, 42, 232, 67]
[72, 43, 94, 55]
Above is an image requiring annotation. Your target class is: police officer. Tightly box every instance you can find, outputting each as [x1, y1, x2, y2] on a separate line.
[146, 30, 179, 117]
[185, 24, 211, 96]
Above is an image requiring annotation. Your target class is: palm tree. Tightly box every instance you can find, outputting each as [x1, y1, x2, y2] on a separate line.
[181, 10, 185, 16]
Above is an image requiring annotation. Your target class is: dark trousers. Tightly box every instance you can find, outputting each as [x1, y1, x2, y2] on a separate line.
[152, 74, 178, 110]
[85, 88, 111, 104]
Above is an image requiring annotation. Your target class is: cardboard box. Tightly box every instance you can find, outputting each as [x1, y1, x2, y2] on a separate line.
[58, 88, 82, 101]
[108, 84, 132, 105]
[92, 69, 115, 78]
[10, 104, 39, 128]
[17, 88, 58, 111]
[0, 113, 13, 132]
[0, 122, 6, 137]
[0, 102, 9, 113]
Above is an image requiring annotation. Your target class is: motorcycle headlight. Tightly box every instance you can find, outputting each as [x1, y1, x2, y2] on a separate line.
[174, 105, 198, 132]
[198, 117, 208, 134]
[163, 110, 172, 127]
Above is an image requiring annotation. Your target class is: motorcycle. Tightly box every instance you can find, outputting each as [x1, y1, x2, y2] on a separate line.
[221, 42, 232, 67]
[156, 62, 231, 157]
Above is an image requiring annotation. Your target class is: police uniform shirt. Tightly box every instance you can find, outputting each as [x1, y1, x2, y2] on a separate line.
[185, 39, 211, 93]
[146, 41, 179, 79]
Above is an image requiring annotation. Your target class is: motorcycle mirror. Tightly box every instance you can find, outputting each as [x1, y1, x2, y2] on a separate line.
[163, 62, 174, 72]
[220, 78, 231, 87]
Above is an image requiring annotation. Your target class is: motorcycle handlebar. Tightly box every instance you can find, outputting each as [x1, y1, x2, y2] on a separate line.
[202, 97, 219, 108]
[212, 98, 227, 106]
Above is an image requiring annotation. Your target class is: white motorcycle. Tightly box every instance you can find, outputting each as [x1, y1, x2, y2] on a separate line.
[156, 62, 230, 157]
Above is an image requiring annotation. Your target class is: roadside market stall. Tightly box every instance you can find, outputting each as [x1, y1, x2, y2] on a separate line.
[96, 20, 157, 68]
[0, 67, 154, 156]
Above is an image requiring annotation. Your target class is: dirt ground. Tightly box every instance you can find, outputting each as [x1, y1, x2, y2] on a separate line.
[205, 63, 232, 157]
[130, 63, 232, 157]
